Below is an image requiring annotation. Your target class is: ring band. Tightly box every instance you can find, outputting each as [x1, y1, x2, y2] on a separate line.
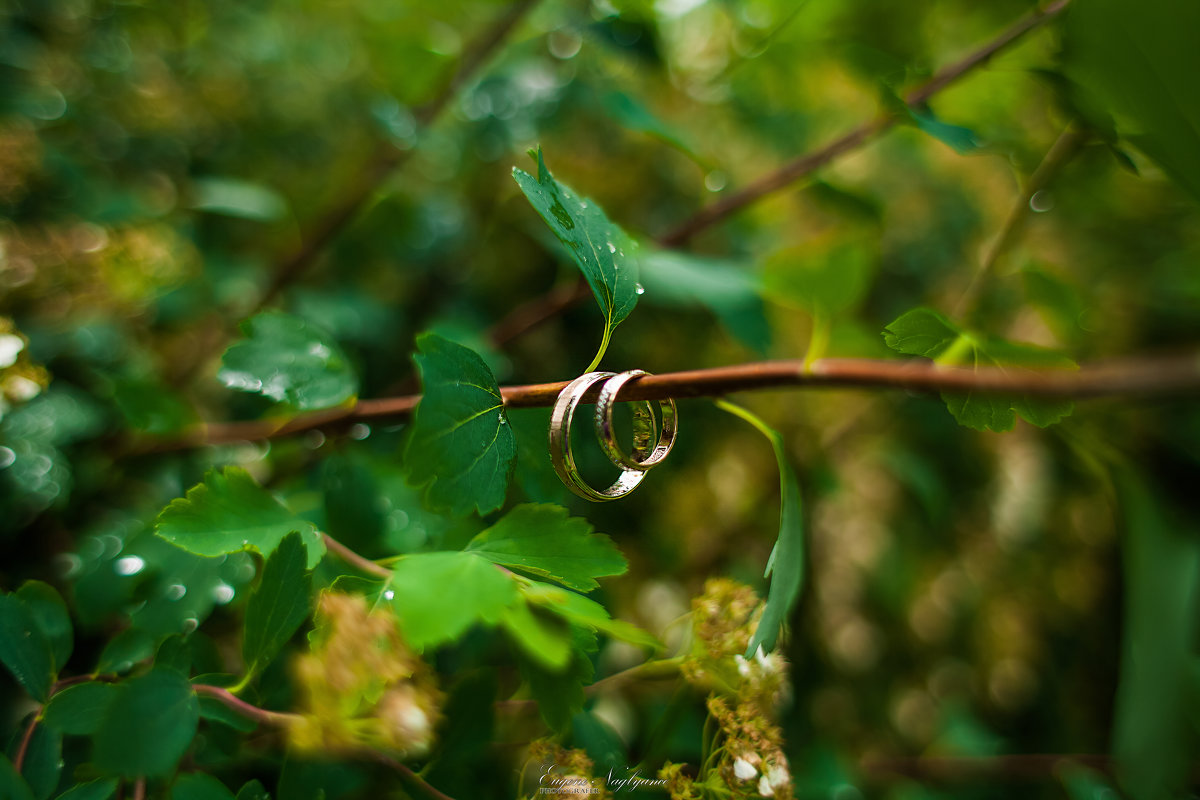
[594, 370, 677, 471]
[550, 372, 651, 501]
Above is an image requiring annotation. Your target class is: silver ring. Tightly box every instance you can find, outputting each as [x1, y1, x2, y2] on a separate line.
[594, 370, 677, 471]
[549, 372, 648, 501]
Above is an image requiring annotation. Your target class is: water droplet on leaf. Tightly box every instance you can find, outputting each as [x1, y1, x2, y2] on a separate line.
[635, 283, 645, 295]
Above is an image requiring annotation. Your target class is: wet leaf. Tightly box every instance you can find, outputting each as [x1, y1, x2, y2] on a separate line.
[0, 592, 55, 702]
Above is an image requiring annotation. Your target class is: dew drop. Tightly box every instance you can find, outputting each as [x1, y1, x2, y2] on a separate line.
[114, 555, 146, 576]
[498, 412, 508, 425]
[181, 618, 199, 634]
[166, 584, 187, 601]
[349, 423, 371, 440]
[1029, 190, 1053, 213]
[635, 283, 645, 295]
[607, 241, 616, 253]
[384, 589, 395, 601]
[0, 446, 14, 470]
[211, 583, 235, 605]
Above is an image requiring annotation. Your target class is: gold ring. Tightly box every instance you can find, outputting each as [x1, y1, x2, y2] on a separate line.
[549, 372, 651, 501]
[594, 370, 677, 471]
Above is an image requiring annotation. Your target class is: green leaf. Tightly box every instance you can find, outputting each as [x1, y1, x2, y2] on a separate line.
[638, 250, 771, 353]
[882, 308, 1076, 432]
[172, 773, 236, 800]
[1063, 0, 1200, 202]
[402, 334, 515, 516]
[0, 754, 35, 800]
[386, 552, 518, 650]
[763, 237, 877, 317]
[234, 781, 270, 800]
[1112, 474, 1200, 800]
[243, 531, 311, 677]
[95, 628, 155, 675]
[600, 91, 706, 165]
[465, 504, 627, 593]
[219, 311, 358, 411]
[19, 720, 62, 800]
[110, 377, 196, 435]
[42, 682, 119, 736]
[908, 106, 982, 154]
[715, 401, 805, 655]
[321, 454, 387, 558]
[15, 582, 72, 672]
[155, 467, 325, 568]
[512, 148, 640, 369]
[93, 668, 200, 778]
[520, 581, 658, 649]
[517, 626, 597, 734]
[499, 600, 573, 671]
[0, 593, 55, 702]
[191, 176, 288, 221]
[54, 779, 117, 800]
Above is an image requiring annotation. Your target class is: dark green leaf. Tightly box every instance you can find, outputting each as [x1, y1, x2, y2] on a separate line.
[465, 504, 627, 593]
[243, 531, 311, 676]
[234, 781, 270, 800]
[1112, 474, 1200, 800]
[518, 626, 596, 734]
[15, 582, 72, 672]
[54, 778, 117, 800]
[402, 334, 515, 516]
[155, 634, 192, 675]
[0, 593, 55, 702]
[321, 454, 387, 558]
[520, 581, 657, 649]
[512, 149, 640, 363]
[42, 682, 119, 736]
[219, 311, 358, 411]
[387, 552, 518, 650]
[95, 629, 154, 675]
[638, 251, 771, 353]
[110, 377, 195, 435]
[17, 720, 61, 800]
[172, 773, 236, 800]
[0, 753, 35, 800]
[155, 467, 324, 568]
[93, 668, 200, 778]
[1063, 0, 1200, 202]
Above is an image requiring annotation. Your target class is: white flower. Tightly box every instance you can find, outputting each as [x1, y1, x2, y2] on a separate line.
[758, 775, 774, 797]
[733, 758, 758, 782]
[767, 763, 790, 789]
[735, 654, 752, 678]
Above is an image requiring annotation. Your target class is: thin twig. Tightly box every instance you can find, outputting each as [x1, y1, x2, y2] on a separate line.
[137, 350, 1200, 451]
[323, 533, 393, 579]
[193, 684, 301, 727]
[372, 753, 459, 800]
[131, 779, 145, 800]
[488, 0, 1072, 346]
[498, 656, 684, 713]
[861, 753, 1112, 783]
[13, 714, 37, 773]
[955, 122, 1090, 319]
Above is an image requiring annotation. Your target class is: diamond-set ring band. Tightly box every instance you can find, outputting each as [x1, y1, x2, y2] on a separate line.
[594, 369, 677, 471]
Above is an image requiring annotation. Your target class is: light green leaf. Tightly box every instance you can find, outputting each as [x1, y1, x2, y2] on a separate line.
[387, 552, 518, 650]
[882, 308, 1076, 432]
[465, 504, 627, 593]
[638, 250, 771, 353]
[1063, 0, 1200, 202]
[499, 600, 573, 671]
[54, 778, 117, 800]
[520, 581, 658, 649]
[243, 531, 311, 677]
[0, 754, 35, 800]
[715, 401, 805, 655]
[763, 237, 877, 317]
[403, 334, 515, 516]
[172, 774, 236, 800]
[219, 311, 358, 411]
[15, 581, 72, 672]
[93, 668, 200, 778]
[155, 467, 325, 568]
[42, 682, 119, 736]
[512, 148, 640, 370]
[0, 593, 55, 702]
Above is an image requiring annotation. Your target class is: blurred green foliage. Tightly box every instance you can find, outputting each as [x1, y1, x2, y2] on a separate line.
[1, 0, 1198, 798]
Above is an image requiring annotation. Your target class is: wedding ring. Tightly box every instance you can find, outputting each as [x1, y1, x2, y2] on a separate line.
[594, 370, 677, 471]
[549, 372, 654, 501]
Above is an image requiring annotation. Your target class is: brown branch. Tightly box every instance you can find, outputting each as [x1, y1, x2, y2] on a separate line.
[487, 0, 1072, 347]
[13, 713, 37, 773]
[137, 350, 1200, 451]
[192, 684, 301, 727]
[861, 753, 1112, 783]
[131, 779, 145, 800]
[323, 533, 393, 579]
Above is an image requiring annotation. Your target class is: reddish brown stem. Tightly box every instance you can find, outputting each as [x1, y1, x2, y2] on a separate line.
[372, 754, 459, 800]
[137, 350, 1200, 451]
[322, 533, 392, 579]
[131, 779, 145, 800]
[13, 713, 37, 773]
[192, 684, 300, 727]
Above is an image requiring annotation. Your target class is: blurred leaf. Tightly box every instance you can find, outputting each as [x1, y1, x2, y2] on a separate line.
[321, 454, 387, 558]
[54, 779, 117, 800]
[639, 251, 771, 353]
[16, 720, 61, 800]
[219, 312, 358, 411]
[403, 334, 515, 516]
[42, 682, 119, 736]
[0, 754, 35, 800]
[172, 773, 236, 800]
[1059, 765, 1121, 800]
[387, 552, 518, 650]
[500, 599, 573, 671]
[570, 710, 626, 774]
[465, 504, 627, 593]
[762, 238, 876, 317]
[93, 668, 199, 778]
[155, 634, 192, 675]
[234, 781, 270, 800]
[423, 672, 497, 798]
[1022, 265, 1087, 340]
[243, 531, 311, 678]
[0, 592, 55, 702]
[110, 377, 195, 435]
[191, 177, 288, 222]
[1112, 473, 1200, 800]
[1063, 0, 1200, 202]
[512, 149, 640, 369]
[155, 467, 325, 568]
[520, 581, 658, 649]
[883, 308, 1076, 431]
[716, 401, 805, 655]
[509, 407, 573, 505]
[518, 626, 597, 734]
[908, 106, 982, 154]
[15, 581, 72, 672]
[601, 91, 705, 164]
[95, 628, 155, 675]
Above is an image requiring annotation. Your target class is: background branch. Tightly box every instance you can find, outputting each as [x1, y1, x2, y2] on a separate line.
[140, 350, 1200, 451]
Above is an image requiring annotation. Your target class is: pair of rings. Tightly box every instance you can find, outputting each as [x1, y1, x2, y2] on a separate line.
[549, 370, 678, 501]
